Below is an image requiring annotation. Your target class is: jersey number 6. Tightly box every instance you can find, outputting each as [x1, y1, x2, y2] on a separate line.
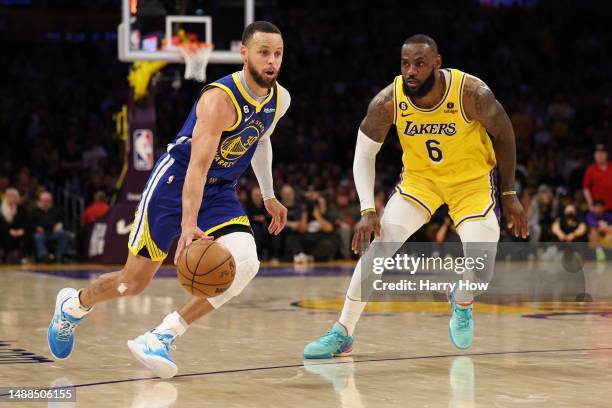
[425, 139, 443, 162]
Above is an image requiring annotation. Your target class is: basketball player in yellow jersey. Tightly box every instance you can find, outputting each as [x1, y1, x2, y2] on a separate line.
[304, 34, 528, 358]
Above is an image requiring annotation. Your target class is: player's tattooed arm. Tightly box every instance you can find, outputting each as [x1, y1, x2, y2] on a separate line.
[359, 83, 395, 143]
[463, 76, 527, 238]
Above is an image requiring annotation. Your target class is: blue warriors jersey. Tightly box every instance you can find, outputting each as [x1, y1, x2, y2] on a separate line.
[167, 72, 281, 185]
[128, 72, 283, 261]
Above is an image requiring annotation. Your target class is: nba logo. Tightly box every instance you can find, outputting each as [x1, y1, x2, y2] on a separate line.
[133, 129, 154, 171]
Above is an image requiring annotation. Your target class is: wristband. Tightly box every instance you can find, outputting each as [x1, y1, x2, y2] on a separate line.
[501, 190, 517, 197]
[360, 208, 376, 216]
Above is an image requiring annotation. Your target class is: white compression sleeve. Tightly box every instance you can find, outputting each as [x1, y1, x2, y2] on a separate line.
[251, 85, 291, 201]
[353, 130, 383, 212]
[251, 136, 275, 200]
[455, 212, 500, 304]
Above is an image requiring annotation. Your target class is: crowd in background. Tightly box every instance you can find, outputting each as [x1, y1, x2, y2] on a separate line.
[0, 1, 611, 263]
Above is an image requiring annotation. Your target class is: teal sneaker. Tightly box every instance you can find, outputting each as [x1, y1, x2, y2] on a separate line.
[448, 296, 474, 350]
[304, 322, 353, 359]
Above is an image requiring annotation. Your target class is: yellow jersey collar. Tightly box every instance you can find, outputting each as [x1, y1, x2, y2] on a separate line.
[232, 72, 275, 113]
[405, 68, 452, 113]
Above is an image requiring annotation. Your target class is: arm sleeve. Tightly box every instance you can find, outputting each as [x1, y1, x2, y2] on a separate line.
[353, 130, 383, 212]
[251, 86, 291, 200]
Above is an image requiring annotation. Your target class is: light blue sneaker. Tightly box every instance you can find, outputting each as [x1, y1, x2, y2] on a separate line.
[47, 288, 84, 360]
[304, 322, 353, 359]
[448, 294, 474, 350]
[127, 331, 178, 379]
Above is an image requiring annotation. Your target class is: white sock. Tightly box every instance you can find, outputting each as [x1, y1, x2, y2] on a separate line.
[62, 290, 92, 319]
[338, 296, 366, 336]
[153, 311, 188, 337]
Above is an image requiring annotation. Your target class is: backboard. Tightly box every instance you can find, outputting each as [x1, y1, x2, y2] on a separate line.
[118, 0, 254, 64]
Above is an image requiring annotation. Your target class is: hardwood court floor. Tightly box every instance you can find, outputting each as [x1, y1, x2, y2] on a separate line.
[0, 262, 611, 407]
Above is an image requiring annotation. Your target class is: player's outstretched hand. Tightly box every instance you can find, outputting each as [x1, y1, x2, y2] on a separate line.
[174, 225, 213, 265]
[352, 211, 381, 255]
[264, 198, 288, 235]
[502, 195, 528, 239]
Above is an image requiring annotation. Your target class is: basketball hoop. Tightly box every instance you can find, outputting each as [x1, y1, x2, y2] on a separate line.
[179, 42, 214, 83]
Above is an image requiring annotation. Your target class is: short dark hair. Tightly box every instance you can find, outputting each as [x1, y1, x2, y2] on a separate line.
[242, 21, 282, 45]
[403, 34, 438, 54]
[594, 198, 606, 206]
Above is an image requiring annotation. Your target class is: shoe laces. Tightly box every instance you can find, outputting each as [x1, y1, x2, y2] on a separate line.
[454, 306, 472, 330]
[319, 330, 345, 347]
[57, 319, 78, 341]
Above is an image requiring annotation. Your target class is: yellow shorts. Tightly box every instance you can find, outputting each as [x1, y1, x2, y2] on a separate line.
[395, 170, 498, 229]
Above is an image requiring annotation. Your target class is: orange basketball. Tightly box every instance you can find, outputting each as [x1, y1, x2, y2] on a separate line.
[176, 239, 236, 298]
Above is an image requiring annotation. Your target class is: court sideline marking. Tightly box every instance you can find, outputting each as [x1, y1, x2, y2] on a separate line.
[2, 346, 611, 396]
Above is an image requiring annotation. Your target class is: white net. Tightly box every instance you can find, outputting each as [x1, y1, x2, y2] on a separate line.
[178, 42, 214, 83]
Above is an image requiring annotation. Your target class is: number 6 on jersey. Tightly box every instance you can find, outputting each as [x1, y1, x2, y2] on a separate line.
[425, 139, 443, 162]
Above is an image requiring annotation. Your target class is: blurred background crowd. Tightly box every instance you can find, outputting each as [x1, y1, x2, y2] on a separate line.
[0, 0, 610, 263]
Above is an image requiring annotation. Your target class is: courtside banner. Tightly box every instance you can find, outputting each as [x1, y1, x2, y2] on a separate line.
[359, 242, 610, 302]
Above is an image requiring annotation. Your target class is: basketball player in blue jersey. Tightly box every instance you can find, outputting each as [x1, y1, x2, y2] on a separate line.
[47, 21, 290, 378]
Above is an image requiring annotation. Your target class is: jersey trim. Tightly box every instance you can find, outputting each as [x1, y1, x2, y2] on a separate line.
[394, 185, 433, 219]
[458, 73, 472, 124]
[405, 68, 453, 113]
[393, 77, 398, 125]
[207, 82, 243, 131]
[272, 82, 281, 123]
[232, 72, 276, 113]
[204, 215, 251, 235]
[455, 170, 497, 228]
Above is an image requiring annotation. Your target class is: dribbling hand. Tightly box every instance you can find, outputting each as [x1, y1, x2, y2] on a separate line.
[174, 225, 213, 265]
[352, 211, 381, 255]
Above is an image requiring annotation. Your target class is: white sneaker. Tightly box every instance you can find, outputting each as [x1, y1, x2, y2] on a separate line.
[127, 331, 178, 379]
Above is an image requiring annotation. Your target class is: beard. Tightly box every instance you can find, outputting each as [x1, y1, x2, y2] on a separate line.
[403, 68, 436, 98]
[247, 60, 278, 89]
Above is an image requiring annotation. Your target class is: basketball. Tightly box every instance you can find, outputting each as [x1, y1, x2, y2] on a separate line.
[176, 239, 236, 298]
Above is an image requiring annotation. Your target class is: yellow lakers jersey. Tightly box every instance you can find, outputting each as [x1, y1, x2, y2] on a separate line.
[393, 68, 496, 183]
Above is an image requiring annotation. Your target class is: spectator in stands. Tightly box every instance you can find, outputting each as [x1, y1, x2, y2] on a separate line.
[0, 188, 27, 263]
[82, 191, 110, 226]
[271, 184, 303, 261]
[586, 199, 612, 261]
[551, 203, 587, 243]
[29, 191, 68, 263]
[0, 176, 9, 200]
[286, 190, 339, 262]
[327, 187, 360, 259]
[435, 215, 460, 243]
[583, 144, 612, 212]
[528, 185, 556, 242]
[245, 187, 270, 260]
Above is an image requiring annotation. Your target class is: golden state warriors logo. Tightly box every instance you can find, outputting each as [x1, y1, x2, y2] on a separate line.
[214, 120, 265, 168]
